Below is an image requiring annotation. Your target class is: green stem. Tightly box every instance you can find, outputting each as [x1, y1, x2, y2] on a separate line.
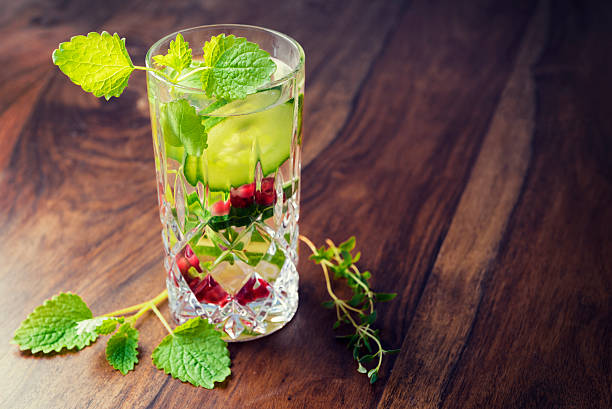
[151, 303, 174, 335]
[101, 289, 168, 318]
[134, 66, 176, 84]
[175, 66, 209, 82]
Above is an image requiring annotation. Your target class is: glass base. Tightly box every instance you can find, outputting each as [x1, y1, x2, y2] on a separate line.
[166, 234, 299, 341]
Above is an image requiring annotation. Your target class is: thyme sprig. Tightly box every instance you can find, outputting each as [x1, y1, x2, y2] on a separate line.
[299, 235, 399, 383]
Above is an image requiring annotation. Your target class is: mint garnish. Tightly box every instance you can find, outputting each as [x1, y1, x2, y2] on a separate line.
[12, 293, 99, 353]
[152, 318, 231, 389]
[160, 99, 207, 155]
[199, 34, 276, 99]
[152, 33, 192, 75]
[52, 31, 276, 100]
[106, 323, 139, 375]
[52, 32, 135, 100]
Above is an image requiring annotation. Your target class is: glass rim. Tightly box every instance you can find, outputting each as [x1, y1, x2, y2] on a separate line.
[145, 23, 305, 94]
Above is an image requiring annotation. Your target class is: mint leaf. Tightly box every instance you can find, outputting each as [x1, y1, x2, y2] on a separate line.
[153, 33, 192, 75]
[12, 293, 99, 353]
[152, 318, 230, 389]
[161, 99, 207, 155]
[201, 36, 276, 99]
[106, 323, 139, 374]
[96, 317, 124, 335]
[52, 32, 134, 100]
[202, 34, 246, 68]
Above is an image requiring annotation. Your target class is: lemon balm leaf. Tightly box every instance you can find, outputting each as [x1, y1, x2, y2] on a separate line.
[96, 317, 125, 335]
[52, 32, 135, 100]
[152, 318, 230, 389]
[160, 99, 207, 156]
[201, 37, 276, 99]
[12, 293, 99, 353]
[153, 33, 192, 75]
[106, 323, 139, 375]
[202, 34, 246, 67]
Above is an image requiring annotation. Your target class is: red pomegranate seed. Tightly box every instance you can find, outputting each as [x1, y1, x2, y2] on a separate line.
[235, 277, 271, 305]
[176, 256, 191, 275]
[211, 199, 230, 216]
[255, 177, 276, 206]
[193, 274, 230, 306]
[230, 183, 255, 208]
[183, 245, 202, 273]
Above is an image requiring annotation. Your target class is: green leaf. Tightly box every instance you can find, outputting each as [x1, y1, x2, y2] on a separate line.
[12, 293, 99, 353]
[202, 34, 246, 68]
[52, 32, 134, 100]
[321, 300, 335, 309]
[375, 292, 397, 302]
[152, 318, 230, 389]
[361, 311, 377, 326]
[161, 99, 207, 155]
[348, 293, 365, 307]
[369, 370, 379, 384]
[153, 33, 192, 75]
[339, 236, 356, 252]
[357, 363, 367, 374]
[74, 316, 121, 335]
[359, 354, 375, 363]
[106, 323, 139, 374]
[201, 37, 276, 99]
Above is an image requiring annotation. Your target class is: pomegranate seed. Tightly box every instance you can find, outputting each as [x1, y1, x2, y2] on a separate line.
[230, 183, 255, 208]
[193, 275, 230, 306]
[236, 277, 271, 305]
[211, 199, 230, 216]
[255, 177, 276, 206]
[183, 245, 202, 273]
[176, 256, 191, 275]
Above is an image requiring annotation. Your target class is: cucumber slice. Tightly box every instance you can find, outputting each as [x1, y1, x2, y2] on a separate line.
[183, 153, 207, 186]
[205, 98, 293, 190]
[165, 90, 293, 190]
[209, 89, 282, 116]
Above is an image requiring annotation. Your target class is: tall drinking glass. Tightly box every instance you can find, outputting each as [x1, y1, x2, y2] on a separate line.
[145, 25, 304, 341]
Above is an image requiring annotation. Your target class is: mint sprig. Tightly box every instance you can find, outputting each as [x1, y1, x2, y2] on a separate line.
[52, 31, 276, 100]
[300, 236, 399, 383]
[11, 290, 230, 387]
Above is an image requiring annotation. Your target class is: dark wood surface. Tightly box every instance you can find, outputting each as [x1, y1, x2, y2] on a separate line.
[1, 0, 611, 408]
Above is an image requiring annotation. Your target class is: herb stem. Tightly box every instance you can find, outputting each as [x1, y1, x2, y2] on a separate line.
[175, 66, 210, 82]
[299, 235, 341, 306]
[101, 289, 168, 318]
[151, 303, 174, 335]
[134, 66, 176, 84]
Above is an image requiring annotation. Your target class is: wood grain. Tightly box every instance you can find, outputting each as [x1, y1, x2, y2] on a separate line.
[0, 0, 611, 408]
[378, 0, 547, 406]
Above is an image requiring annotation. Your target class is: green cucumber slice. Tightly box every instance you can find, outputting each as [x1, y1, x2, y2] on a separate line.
[165, 90, 293, 190]
[205, 99, 293, 190]
[209, 89, 282, 116]
[183, 153, 207, 186]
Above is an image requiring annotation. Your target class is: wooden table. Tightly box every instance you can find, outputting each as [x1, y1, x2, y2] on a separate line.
[1, 0, 610, 408]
